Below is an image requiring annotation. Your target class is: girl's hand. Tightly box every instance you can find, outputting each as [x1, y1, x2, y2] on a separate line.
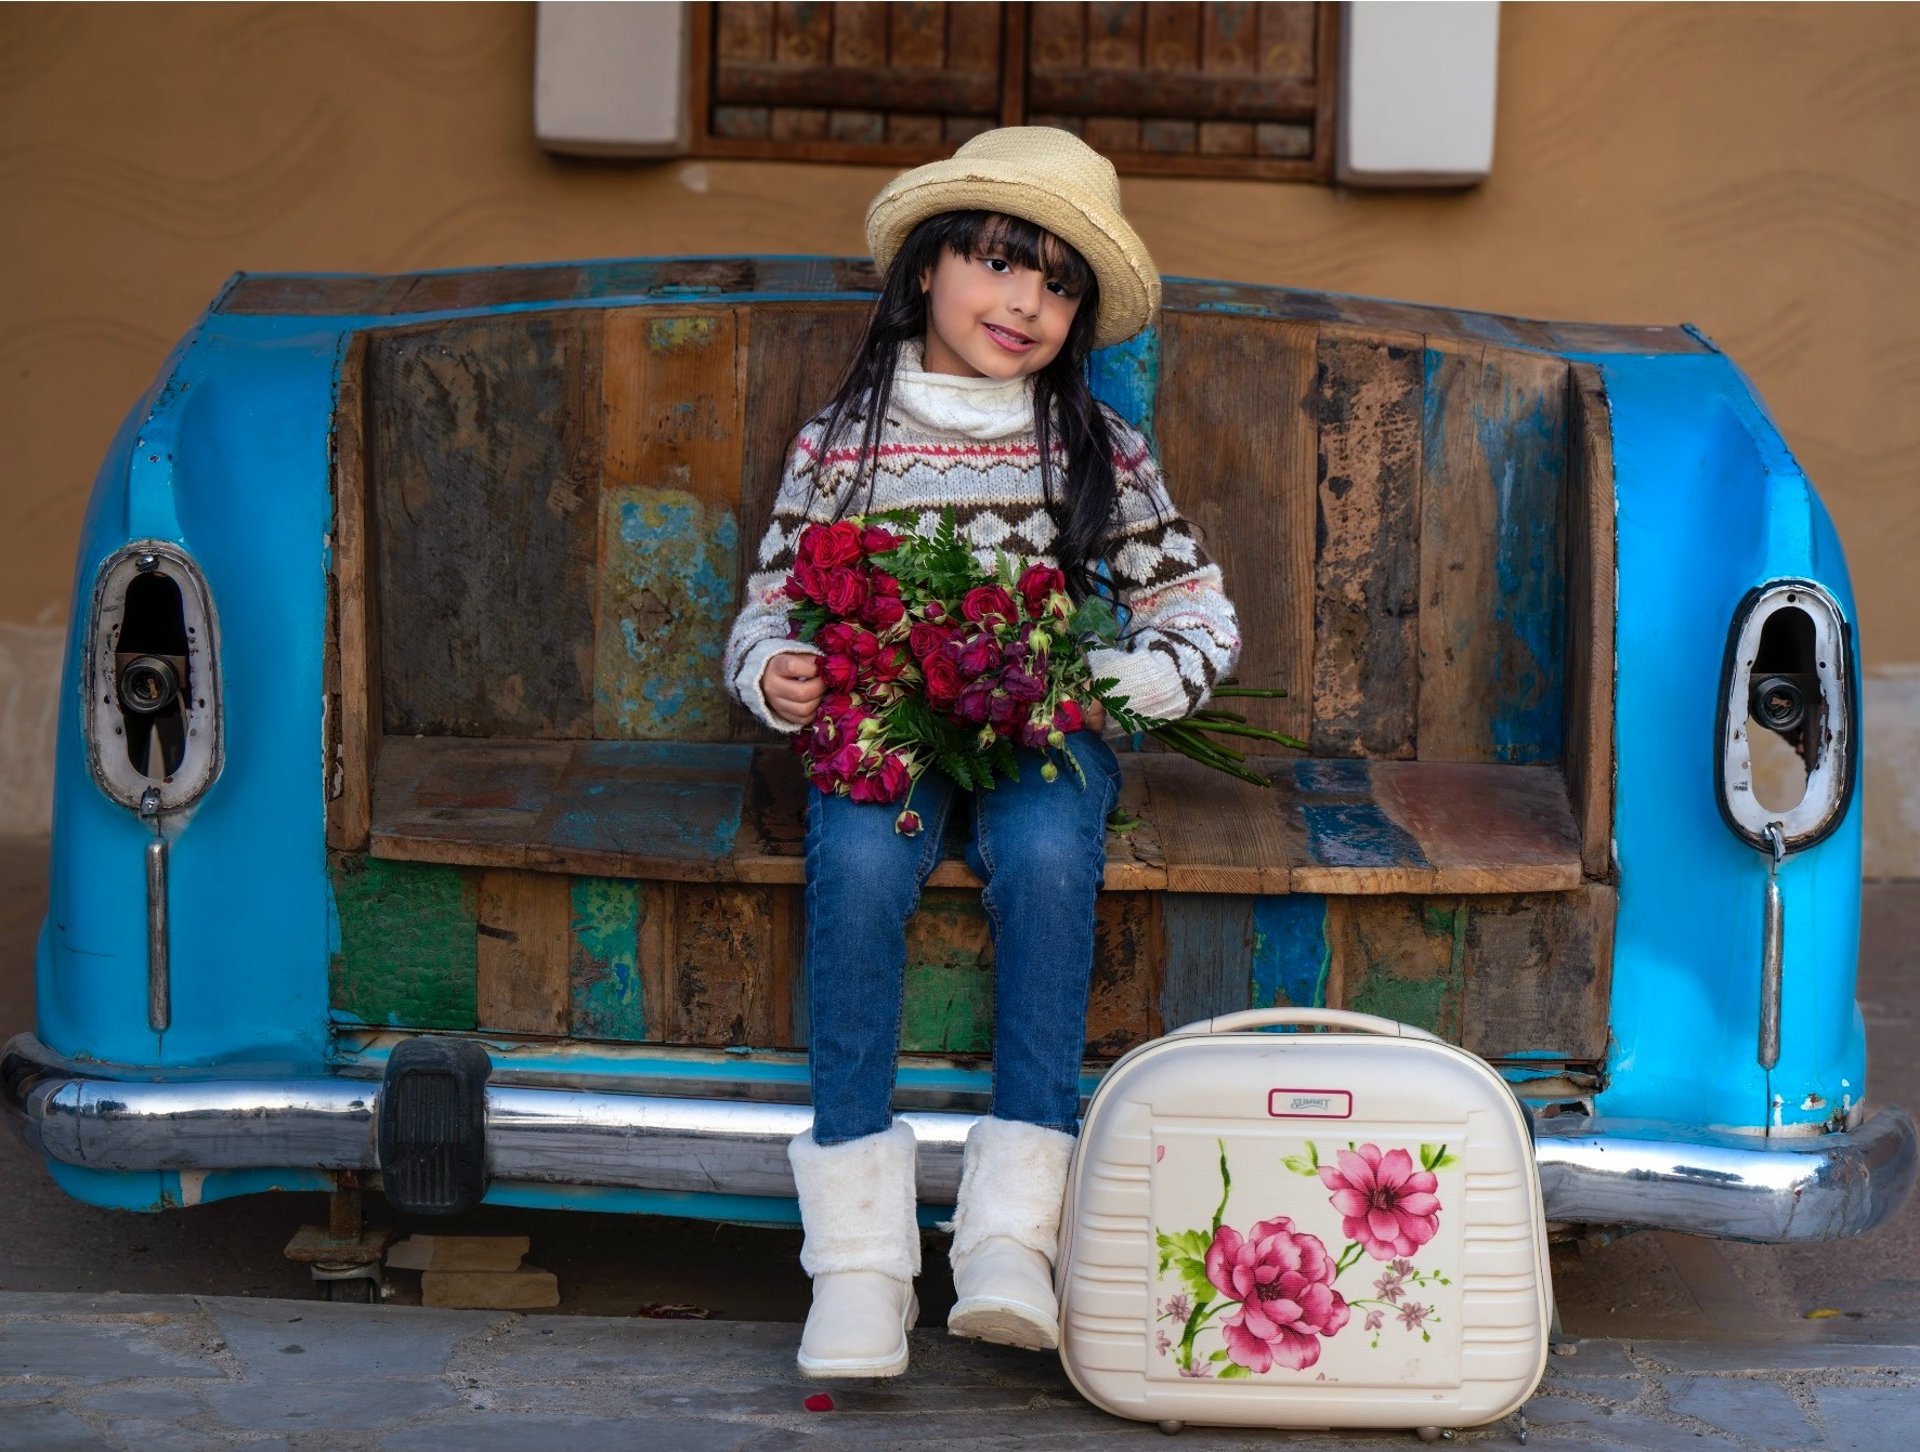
[1082, 698, 1106, 733]
[763, 652, 824, 726]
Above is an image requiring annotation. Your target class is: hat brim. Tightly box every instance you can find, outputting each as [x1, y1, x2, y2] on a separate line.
[865, 160, 1159, 350]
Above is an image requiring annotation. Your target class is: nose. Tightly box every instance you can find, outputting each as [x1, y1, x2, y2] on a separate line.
[1007, 267, 1044, 317]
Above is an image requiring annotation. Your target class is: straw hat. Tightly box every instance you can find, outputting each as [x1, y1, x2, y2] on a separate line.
[864, 127, 1161, 349]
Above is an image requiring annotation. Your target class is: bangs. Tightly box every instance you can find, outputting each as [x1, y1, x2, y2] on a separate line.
[943, 211, 1096, 297]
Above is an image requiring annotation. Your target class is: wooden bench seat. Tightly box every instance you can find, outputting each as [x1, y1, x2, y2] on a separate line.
[320, 264, 1627, 1066]
[369, 736, 1583, 897]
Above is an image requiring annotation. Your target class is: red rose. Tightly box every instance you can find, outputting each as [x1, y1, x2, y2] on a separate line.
[1053, 700, 1084, 734]
[798, 520, 863, 569]
[924, 654, 965, 709]
[875, 751, 912, 801]
[922, 600, 946, 622]
[786, 559, 829, 604]
[962, 585, 1017, 628]
[822, 567, 870, 618]
[860, 525, 902, 556]
[845, 627, 882, 664]
[820, 654, 857, 692]
[1017, 563, 1067, 618]
[954, 681, 995, 725]
[868, 645, 909, 685]
[870, 569, 901, 597]
[862, 594, 906, 632]
[817, 622, 855, 654]
[908, 622, 951, 661]
[953, 631, 1000, 678]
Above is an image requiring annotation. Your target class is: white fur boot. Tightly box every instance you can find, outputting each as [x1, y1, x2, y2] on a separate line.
[945, 1116, 1075, 1351]
[789, 1120, 922, 1378]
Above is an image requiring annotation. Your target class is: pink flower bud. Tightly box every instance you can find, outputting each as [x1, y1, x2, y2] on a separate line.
[894, 809, 922, 837]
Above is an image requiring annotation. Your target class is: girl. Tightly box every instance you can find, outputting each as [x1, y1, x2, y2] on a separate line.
[720, 127, 1241, 1378]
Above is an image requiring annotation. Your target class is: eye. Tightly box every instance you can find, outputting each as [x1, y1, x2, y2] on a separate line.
[983, 256, 1010, 273]
[1047, 280, 1075, 298]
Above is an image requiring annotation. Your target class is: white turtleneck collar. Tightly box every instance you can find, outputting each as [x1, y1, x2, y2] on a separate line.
[886, 339, 1036, 441]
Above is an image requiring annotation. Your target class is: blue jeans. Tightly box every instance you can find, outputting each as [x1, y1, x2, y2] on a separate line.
[802, 730, 1123, 1145]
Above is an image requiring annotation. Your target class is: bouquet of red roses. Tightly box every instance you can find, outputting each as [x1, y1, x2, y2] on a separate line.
[781, 509, 1299, 834]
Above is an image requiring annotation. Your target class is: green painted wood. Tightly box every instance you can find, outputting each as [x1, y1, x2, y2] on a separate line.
[898, 889, 994, 1054]
[1328, 897, 1468, 1041]
[329, 855, 478, 1030]
[567, 876, 646, 1041]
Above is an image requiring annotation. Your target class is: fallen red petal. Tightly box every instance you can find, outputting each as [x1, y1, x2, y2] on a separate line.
[803, 1392, 835, 1412]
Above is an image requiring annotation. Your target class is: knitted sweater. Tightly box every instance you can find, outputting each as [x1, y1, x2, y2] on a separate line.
[721, 342, 1242, 735]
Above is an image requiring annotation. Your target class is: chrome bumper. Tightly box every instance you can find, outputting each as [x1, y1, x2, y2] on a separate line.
[5, 1033, 1913, 1241]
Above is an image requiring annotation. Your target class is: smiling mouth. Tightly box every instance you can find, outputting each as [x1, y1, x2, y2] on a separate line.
[983, 323, 1035, 348]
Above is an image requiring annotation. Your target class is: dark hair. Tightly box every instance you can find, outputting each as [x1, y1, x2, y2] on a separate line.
[805, 211, 1120, 603]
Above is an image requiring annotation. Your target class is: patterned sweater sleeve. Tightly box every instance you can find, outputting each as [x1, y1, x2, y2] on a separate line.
[1085, 415, 1242, 724]
[722, 424, 828, 733]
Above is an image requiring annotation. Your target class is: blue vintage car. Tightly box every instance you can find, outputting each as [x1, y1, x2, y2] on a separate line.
[5, 257, 1912, 1294]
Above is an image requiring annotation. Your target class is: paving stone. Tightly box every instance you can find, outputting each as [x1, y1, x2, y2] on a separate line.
[75, 1383, 215, 1419]
[0, 1319, 226, 1382]
[0, 1381, 59, 1402]
[1521, 1393, 1745, 1451]
[1664, 1376, 1820, 1447]
[0, 1403, 115, 1451]
[205, 1375, 459, 1432]
[204, 1297, 485, 1382]
[1811, 1384, 1920, 1452]
[453, 1316, 803, 1383]
[1634, 1339, 1920, 1374]
[0, 1291, 206, 1317]
[1538, 1338, 1640, 1379]
[377, 1412, 797, 1452]
[112, 1417, 293, 1452]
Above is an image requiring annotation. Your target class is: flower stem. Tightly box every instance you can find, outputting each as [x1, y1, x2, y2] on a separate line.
[1211, 686, 1291, 699]
[1179, 719, 1311, 751]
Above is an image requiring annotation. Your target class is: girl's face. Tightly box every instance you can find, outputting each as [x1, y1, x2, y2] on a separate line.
[918, 232, 1085, 380]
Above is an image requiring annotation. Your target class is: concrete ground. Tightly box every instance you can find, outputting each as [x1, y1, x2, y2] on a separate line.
[3, 838, 1918, 1448]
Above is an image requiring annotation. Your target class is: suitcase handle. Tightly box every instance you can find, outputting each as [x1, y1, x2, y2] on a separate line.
[1169, 1007, 1446, 1043]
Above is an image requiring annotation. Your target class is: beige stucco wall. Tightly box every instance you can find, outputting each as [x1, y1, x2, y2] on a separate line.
[3, 2, 1917, 865]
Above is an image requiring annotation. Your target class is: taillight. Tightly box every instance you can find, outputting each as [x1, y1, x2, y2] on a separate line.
[84, 542, 222, 816]
[1717, 579, 1855, 852]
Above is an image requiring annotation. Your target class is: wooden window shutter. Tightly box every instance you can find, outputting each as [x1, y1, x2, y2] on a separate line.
[689, 2, 1337, 181]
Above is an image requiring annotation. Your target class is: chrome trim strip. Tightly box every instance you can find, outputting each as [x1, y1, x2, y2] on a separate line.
[146, 838, 170, 1033]
[5, 1033, 1912, 1239]
[1533, 1111, 1916, 1243]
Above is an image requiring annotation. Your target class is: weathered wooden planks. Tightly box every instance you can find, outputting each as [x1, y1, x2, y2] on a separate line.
[1146, 754, 1301, 894]
[327, 333, 378, 852]
[1310, 329, 1424, 758]
[1566, 363, 1617, 879]
[661, 882, 795, 1046]
[1323, 887, 1614, 1061]
[597, 308, 745, 740]
[476, 870, 571, 1035]
[368, 739, 1583, 895]
[899, 888, 996, 1054]
[1418, 343, 1570, 764]
[567, 876, 648, 1041]
[370, 312, 603, 738]
[328, 857, 1609, 1064]
[329, 855, 478, 1031]
[1157, 311, 1316, 745]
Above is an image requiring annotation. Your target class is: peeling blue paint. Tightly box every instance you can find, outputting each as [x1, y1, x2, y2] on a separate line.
[595, 489, 738, 737]
[1251, 895, 1331, 1009]
[1087, 324, 1159, 444]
